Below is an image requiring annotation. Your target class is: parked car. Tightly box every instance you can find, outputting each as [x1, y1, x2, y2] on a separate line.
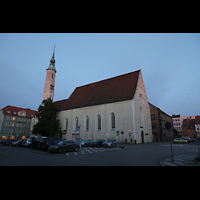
[31, 136, 48, 149]
[1, 139, 8, 145]
[22, 138, 32, 147]
[49, 140, 79, 153]
[42, 138, 62, 151]
[191, 137, 197, 141]
[12, 140, 21, 147]
[103, 139, 117, 148]
[93, 139, 105, 147]
[12, 139, 25, 147]
[18, 139, 25, 147]
[173, 138, 188, 143]
[4, 139, 17, 145]
[81, 139, 93, 147]
[1, 139, 6, 144]
[184, 137, 192, 142]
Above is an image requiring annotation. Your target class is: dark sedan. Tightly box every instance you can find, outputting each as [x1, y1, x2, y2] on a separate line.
[49, 140, 80, 153]
[4, 139, 17, 145]
[93, 139, 105, 147]
[102, 139, 117, 148]
[42, 138, 62, 151]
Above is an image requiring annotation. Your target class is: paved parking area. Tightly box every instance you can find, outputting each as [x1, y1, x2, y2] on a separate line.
[1, 141, 200, 166]
[64, 146, 124, 156]
[160, 149, 200, 166]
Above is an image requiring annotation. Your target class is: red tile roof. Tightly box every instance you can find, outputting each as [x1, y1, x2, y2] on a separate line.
[60, 70, 140, 111]
[182, 119, 189, 127]
[195, 116, 200, 124]
[54, 99, 68, 111]
[1, 105, 37, 118]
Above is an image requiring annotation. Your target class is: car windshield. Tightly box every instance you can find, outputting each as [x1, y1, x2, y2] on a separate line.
[58, 141, 64, 145]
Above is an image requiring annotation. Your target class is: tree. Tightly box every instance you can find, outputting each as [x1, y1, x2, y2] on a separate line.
[32, 98, 60, 137]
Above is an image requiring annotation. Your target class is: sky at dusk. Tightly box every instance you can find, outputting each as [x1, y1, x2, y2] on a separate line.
[0, 33, 199, 116]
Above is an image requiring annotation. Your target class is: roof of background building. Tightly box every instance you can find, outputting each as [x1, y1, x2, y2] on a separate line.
[149, 102, 172, 118]
[1, 105, 37, 118]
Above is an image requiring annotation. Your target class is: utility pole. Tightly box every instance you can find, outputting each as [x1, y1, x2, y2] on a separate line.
[165, 122, 174, 162]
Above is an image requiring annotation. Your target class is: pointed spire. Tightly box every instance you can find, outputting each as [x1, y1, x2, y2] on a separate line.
[47, 45, 56, 72]
[52, 44, 55, 58]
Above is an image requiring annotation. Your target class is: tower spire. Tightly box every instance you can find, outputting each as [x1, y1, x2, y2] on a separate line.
[47, 45, 56, 71]
[43, 46, 57, 102]
[52, 44, 55, 58]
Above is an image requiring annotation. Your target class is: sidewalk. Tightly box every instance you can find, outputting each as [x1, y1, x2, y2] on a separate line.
[160, 149, 200, 166]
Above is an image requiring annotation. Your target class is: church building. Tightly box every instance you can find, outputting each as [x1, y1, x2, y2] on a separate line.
[43, 47, 152, 144]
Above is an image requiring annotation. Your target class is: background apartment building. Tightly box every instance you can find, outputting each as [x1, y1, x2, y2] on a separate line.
[0, 105, 37, 139]
[172, 114, 187, 137]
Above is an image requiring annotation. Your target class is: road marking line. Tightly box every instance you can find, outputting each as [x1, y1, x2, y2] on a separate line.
[163, 162, 176, 166]
[66, 153, 69, 156]
[99, 148, 106, 151]
[174, 157, 188, 163]
[174, 160, 188, 165]
[74, 152, 77, 155]
[176, 155, 196, 160]
[85, 148, 92, 153]
[89, 148, 98, 152]
[81, 151, 85, 154]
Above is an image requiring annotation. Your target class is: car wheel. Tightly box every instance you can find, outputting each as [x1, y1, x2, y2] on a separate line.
[58, 148, 63, 154]
[74, 146, 79, 152]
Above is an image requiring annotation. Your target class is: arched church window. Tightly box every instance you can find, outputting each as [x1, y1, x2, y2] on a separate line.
[111, 112, 116, 129]
[86, 116, 89, 131]
[75, 117, 78, 131]
[139, 106, 144, 128]
[65, 118, 68, 130]
[97, 114, 101, 130]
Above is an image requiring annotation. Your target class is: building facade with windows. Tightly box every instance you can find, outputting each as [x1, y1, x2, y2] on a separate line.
[54, 70, 153, 144]
[0, 105, 37, 139]
[195, 116, 200, 138]
[149, 103, 174, 142]
[172, 114, 187, 137]
[182, 116, 200, 138]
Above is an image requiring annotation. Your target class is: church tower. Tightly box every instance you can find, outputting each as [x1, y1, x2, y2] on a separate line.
[42, 46, 56, 102]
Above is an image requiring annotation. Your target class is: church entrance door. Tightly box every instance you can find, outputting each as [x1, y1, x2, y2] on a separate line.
[141, 131, 144, 143]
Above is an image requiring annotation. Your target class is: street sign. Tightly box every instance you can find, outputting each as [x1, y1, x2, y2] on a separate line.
[116, 130, 119, 136]
[62, 129, 67, 135]
[165, 122, 171, 130]
[121, 131, 124, 135]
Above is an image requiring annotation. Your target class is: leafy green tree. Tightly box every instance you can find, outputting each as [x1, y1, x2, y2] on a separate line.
[32, 98, 60, 137]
